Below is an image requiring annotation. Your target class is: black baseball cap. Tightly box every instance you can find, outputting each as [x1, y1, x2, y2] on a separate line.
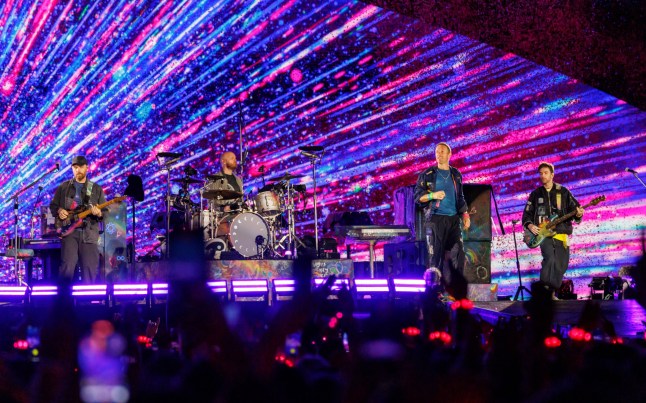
[71, 155, 88, 166]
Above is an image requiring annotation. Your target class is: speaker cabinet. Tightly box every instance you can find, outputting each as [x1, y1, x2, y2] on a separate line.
[462, 184, 492, 241]
[463, 241, 491, 284]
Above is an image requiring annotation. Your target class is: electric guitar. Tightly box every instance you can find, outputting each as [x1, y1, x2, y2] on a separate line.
[523, 195, 605, 248]
[55, 196, 127, 237]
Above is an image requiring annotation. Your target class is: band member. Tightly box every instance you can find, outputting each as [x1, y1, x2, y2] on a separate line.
[522, 162, 584, 298]
[49, 156, 107, 283]
[414, 142, 470, 288]
[207, 151, 243, 210]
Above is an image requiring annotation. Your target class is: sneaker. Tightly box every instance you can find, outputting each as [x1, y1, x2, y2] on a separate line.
[551, 291, 560, 301]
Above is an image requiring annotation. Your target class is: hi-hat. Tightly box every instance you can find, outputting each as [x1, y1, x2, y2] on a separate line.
[298, 145, 324, 153]
[171, 177, 202, 184]
[202, 189, 242, 200]
[157, 152, 182, 159]
[269, 172, 304, 182]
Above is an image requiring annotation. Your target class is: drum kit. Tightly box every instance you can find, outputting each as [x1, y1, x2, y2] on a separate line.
[154, 145, 324, 260]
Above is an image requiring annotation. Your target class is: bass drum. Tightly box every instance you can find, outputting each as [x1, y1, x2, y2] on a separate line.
[229, 212, 269, 257]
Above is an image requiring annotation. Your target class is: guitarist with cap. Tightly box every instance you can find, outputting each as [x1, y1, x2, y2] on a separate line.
[522, 162, 584, 299]
[49, 155, 107, 283]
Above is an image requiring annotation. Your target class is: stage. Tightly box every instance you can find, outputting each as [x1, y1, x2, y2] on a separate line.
[473, 300, 646, 338]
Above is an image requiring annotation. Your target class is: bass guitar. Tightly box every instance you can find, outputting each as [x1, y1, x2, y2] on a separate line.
[523, 195, 605, 248]
[55, 196, 127, 237]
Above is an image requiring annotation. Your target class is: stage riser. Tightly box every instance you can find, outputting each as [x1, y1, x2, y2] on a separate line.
[131, 259, 354, 282]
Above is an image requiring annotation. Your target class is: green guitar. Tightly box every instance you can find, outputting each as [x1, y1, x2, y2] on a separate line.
[523, 195, 605, 248]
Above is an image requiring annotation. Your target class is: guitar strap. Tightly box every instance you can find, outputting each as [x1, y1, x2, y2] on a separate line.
[555, 183, 562, 211]
[86, 181, 94, 202]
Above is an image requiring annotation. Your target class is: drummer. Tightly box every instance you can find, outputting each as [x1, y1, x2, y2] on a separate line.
[208, 151, 243, 211]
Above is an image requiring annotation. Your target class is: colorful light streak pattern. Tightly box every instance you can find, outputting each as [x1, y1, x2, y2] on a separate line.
[0, 0, 644, 296]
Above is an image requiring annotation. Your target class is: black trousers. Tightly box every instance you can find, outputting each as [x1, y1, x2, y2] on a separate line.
[539, 237, 569, 289]
[60, 231, 99, 283]
[425, 214, 465, 284]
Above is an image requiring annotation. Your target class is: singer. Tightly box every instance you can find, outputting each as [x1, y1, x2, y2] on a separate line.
[414, 142, 470, 294]
[49, 155, 107, 283]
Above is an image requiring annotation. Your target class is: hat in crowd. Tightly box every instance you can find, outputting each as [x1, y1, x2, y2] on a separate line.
[71, 155, 88, 166]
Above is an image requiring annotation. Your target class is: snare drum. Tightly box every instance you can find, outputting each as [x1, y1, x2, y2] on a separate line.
[228, 212, 270, 257]
[254, 191, 282, 216]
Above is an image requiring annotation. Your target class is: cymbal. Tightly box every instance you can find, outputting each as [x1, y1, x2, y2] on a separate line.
[206, 174, 226, 181]
[171, 177, 202, 184]
[298, 145, 324, 153]
[157, 152, 182, 159]
[202, 189, 242, 200]
[269, 172, 304, 182]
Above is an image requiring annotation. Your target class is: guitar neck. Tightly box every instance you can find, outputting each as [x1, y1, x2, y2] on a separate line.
[76, 197, 125, 219]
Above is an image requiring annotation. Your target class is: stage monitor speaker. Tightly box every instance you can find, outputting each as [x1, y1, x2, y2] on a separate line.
[463, 241, 491, 284]
[463, 184, 492, 241]
[384, 241, 428, 277]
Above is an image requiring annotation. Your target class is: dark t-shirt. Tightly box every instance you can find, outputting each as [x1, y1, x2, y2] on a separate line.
[73, 181, 84, 209]
[224, 173, 241, 193]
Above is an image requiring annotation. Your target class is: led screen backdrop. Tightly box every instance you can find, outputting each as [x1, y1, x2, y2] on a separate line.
[1, 0, 644, 296]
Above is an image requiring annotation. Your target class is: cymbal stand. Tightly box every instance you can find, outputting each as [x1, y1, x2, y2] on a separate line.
[275, 182, 306, 257]
[303, 153, 322, 255]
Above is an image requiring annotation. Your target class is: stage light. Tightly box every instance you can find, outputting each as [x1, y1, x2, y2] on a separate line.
[113, 284, 148, 296]
[272, 279, 295, 301]
[392, 279, 426, 293]
[313, 278, 351, 291]
[151, 283, 168, 295]
[0, 285, 27, 302]
[31, 285, 58, 296]
[207, 280, 228, 301]
[71, 284, 108, 304]
[231, 279, 268, 302]
[112, 284, 149, 306]
[354, 279, 389, 299]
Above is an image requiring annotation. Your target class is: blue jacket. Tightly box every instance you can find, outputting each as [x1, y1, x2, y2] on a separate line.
[414, 166, 468, 221]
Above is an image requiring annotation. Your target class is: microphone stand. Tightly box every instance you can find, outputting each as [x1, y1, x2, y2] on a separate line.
[628, 170, 646, 189]
[512, 220, 531, 301]
[9, 165, 59, 286]
[302, 152, 323, 256]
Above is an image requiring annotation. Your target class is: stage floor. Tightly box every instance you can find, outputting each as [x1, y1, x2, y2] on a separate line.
[473, 299, 646, 338]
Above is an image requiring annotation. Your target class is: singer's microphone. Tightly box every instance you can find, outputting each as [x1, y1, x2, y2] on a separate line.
[511, 219, 519, 224]
[55, 163, 60, 171]
[301, 151, 319, 159]
[625, 167, 638, 174]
